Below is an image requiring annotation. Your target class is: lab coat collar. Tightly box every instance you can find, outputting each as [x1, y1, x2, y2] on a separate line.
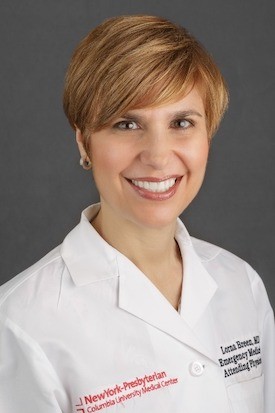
[61, 204, 119, 285]
[61, 204, 218, 362]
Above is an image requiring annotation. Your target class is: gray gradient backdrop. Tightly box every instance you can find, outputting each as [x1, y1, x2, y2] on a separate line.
[0, 0, 274, 311]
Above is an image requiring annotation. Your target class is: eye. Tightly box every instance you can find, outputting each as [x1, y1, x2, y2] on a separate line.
[114, 120, 139, 130]
[172, 119, 193, 129]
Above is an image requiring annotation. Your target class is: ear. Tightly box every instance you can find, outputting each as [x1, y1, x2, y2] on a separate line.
[75, 128, 89, 159]
[75, 127, 92, 170]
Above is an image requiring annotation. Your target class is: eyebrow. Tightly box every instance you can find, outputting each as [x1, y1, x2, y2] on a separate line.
[120, 110, 203, 121]
[169, 110, 203, 119]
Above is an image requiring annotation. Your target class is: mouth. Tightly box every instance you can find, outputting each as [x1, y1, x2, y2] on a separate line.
[130, 177, 177, 193]
[126, 176, 182, 200]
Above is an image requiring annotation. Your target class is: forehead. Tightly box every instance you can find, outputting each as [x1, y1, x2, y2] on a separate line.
[123, 87, 205, 119]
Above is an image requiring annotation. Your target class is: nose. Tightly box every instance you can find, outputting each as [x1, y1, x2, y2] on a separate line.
[139, 131, 171, 170]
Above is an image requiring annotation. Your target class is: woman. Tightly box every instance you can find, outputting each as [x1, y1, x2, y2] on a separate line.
[0, 15, 274, 413]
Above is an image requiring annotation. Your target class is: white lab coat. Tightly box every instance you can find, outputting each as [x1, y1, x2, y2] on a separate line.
[0, 204, 274, 413]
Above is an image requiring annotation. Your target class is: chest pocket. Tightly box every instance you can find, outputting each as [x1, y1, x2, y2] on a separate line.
[227, 375, 264, 413]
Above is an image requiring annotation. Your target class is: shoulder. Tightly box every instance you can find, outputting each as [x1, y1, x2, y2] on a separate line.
[190, 236, 263, 291]
[0, 246, 65, 308]
[191, 236, 255, 276]
[0, 244, 76, 345]
[191, 236, 246, 266]
[191, 236, 273, 315]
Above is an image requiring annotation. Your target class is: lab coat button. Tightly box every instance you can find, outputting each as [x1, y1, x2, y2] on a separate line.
[190, 361, 204, 376]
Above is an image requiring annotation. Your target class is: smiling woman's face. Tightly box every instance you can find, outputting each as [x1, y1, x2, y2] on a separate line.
[86, 86, 209, 230]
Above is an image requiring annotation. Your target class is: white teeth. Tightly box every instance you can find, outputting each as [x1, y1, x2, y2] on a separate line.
[131, 178, 176, 193]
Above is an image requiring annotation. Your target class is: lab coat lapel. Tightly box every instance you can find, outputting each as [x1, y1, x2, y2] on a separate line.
[174, 220, 218, 328]
[178, 243, 218, 327]
[117, 251, 218, 364]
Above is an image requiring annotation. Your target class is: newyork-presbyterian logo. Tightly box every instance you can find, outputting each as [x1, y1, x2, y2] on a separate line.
[75, 370, 178, 412]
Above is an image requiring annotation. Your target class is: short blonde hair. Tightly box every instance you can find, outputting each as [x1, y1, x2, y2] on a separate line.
[63, 15, 228, 140]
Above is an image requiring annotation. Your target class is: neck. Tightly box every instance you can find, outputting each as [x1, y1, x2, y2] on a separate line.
[92, 205, 179, 277]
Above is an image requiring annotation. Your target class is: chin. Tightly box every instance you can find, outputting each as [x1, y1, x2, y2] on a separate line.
[128, 203, 186, 230]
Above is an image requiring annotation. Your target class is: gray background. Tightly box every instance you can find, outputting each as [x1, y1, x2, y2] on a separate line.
[0, 0, 274, 310]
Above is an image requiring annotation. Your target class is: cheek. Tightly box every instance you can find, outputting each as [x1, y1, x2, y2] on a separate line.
[182, 140, 209, 172]
[91, 144, 120, 172]
[91, 148, 115, 197]
[91, 141, 135, 186]
[197, 144, 209, 169]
